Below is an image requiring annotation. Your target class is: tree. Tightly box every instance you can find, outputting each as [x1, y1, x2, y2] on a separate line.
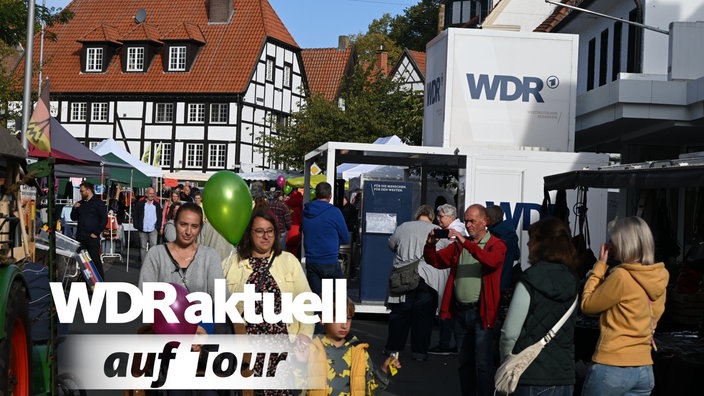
[258, 66, 423, 169]
[388, 0, 441, 52]
[0, 0, 73, 126]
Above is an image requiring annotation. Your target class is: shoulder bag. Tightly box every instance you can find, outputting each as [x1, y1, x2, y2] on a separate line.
[388, 259, 421, 295]
[494, 297, 578, 395]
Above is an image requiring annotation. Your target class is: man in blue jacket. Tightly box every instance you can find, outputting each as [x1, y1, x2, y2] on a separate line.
[302, 182, 350, 297]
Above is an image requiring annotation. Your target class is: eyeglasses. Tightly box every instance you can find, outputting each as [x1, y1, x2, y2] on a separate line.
[252, 228, 275, 238]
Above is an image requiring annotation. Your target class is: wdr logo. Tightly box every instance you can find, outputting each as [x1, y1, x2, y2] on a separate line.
[466, 74, 559, 103]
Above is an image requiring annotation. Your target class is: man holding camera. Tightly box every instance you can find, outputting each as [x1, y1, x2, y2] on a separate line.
[424, 204, 506, 396]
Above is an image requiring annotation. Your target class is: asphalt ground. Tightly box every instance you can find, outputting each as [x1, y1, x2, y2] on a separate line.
[58, 247, 461, 396]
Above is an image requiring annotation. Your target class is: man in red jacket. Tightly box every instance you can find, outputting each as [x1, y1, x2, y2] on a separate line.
[424, 204, 506, 396]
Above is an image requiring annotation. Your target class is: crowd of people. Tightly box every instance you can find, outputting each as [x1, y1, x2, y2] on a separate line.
[68, 177, 671, 395]
[383, 200, 668, 396]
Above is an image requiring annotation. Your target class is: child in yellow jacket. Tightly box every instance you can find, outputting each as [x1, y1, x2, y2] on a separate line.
[303, 298, 401, 396]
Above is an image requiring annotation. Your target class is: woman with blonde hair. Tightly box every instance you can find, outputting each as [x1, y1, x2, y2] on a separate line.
[581, 216, 669, 396]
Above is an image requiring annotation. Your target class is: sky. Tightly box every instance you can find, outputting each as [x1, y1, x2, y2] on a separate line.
[43, 0, 415, 48]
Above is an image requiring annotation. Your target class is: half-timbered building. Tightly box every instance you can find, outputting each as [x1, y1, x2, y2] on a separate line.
[33, 0, 306, 173]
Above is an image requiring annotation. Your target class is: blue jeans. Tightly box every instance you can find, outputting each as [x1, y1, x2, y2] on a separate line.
[455, 304, 495, 396]
[513, 385, 574, 396]
[438, 317, 456, 349]
[582, 363, 654, 396]
[305, 262, 344, 297]
[385, 279, 437, 358]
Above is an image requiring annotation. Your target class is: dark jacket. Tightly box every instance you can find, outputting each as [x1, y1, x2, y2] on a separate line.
[514, 261, 577, 386]
[133, 199, 162, 233]
[301, 200, 350, 265]
[489, 219, 521, 290]
[71, 195, 107, 241]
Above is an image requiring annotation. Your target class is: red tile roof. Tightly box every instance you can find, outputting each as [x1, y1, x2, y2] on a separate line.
[301, 47, 355, 101]
[121, 23, 164, 44]
[32, 0, 298, 94]
[407, 50, 426, 77]
[534, 0, 587, 33]
[78, 24, 122, 44]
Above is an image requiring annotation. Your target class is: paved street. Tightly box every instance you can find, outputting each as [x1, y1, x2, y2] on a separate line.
[60, 247, 461, 395]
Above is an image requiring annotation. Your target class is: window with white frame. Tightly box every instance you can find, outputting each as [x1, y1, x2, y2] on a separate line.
[92, 102, 108, 122]
[210, 104, 228, 124]
[71, 103, 87, 121]
[169, 46, 187, 71]
[86, 47, 103, 72]
[283, 63, 292, 88]
[127, 47, 145, 71]
[208, 143, 226, 168]
[188, 103, 205, 123]
[158, 142, 172, 167]
[89, 141, 99, 150]
[156, 103, 174, 123]
[186, 143, 203, 168]
[265, 57, 274, 82]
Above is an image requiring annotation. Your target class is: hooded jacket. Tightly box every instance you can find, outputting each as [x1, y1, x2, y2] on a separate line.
[581, 260, 669, 366]
[301, 200, 350, 265]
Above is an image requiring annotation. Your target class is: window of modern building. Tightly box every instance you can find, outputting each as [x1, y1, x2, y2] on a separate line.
[169, 46, 187, 71]
[210, 103, 228, 124]
[208, 143, 226, 168]
[188, 103, 205, 123]
[71, 102, 87, 121]
[156, 103, 174, 123]
[92, 102, 109, 122]
[612, 22, 622, 81]
[127, 47, 145, 72]
[599, 29, 609, 87]
[587, 38, 596, 91]
[86, 47, 103, 72]
[186, 143, 204, 168]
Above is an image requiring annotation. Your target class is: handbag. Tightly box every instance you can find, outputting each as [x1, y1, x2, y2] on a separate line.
[494, 298, 578, 395]
[388, 259, 421, 295]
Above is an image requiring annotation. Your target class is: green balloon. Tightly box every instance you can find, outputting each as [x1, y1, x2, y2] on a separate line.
[309, 188, 316, 201]
[202, 171, 252, 246]
[283, 185, 293, 195]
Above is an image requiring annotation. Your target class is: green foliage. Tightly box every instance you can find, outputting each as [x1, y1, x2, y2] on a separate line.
[0, 1, 73, 47]
[388, 0, 441, 52]
[350, 31, 402, 67]
[258, 66, 423, 169]
[0, 1, 73, 126]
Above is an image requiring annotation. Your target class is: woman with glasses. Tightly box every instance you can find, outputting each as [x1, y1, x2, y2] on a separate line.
[222, 210, 313, 395]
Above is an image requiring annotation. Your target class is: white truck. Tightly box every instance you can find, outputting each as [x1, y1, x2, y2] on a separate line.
[303, 28, 609, 312]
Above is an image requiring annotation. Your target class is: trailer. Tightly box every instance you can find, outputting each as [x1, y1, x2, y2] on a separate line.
[303, 142, 608, 312]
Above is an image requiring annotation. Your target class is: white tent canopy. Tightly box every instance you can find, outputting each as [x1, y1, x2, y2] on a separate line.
[336, 135, 407, 180]
[163, 170, 216, 183]
[237, 169, 302, 181]
[93, 138, 163, 178]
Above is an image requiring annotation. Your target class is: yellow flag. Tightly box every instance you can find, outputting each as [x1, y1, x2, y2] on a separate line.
[26, 80, 51, 153]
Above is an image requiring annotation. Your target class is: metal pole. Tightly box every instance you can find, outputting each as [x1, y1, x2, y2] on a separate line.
[38, 0, 46, 95]
[21, 0, 37, 151]
[544, 0, 669, 35]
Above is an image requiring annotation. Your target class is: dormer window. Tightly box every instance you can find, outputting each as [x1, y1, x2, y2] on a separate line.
[86, 47, 104, 72]
[169, 46, 187, 71]
[127, 47, 145, 71]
